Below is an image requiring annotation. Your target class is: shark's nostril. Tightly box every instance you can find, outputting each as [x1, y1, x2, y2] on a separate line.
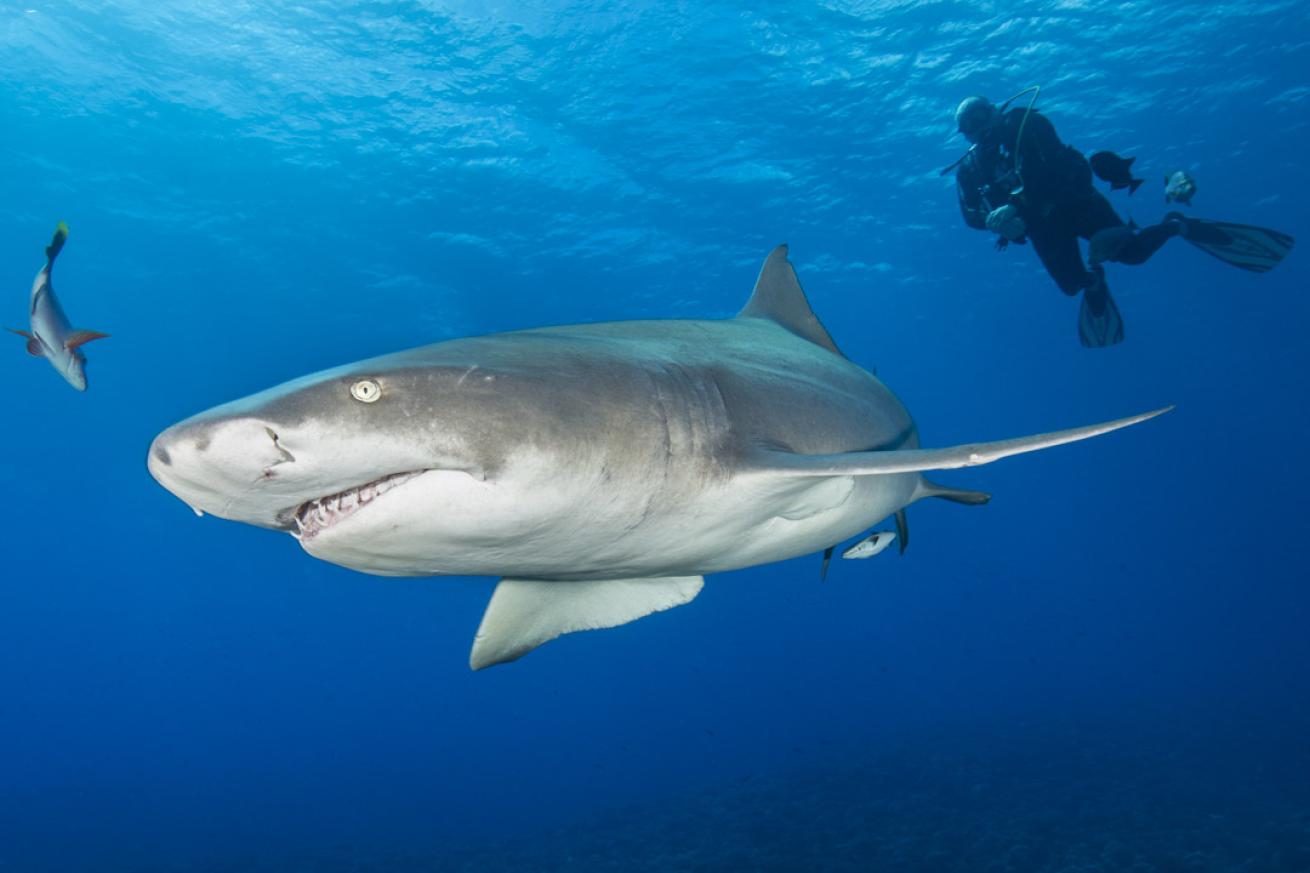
[264, 426, 296, 464]
[152, 443, 172, 466]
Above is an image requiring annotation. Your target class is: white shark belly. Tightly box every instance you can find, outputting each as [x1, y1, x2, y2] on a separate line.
[303, 459, 919, 580]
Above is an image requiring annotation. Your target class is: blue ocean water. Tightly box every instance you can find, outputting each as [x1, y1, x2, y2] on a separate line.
[2, 1, 1308, 870]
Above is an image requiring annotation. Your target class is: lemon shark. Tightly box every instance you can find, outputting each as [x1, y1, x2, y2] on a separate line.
[147, 246, 1166, 669]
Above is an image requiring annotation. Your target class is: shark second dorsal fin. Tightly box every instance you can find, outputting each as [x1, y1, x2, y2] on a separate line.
[469, 575, 704, 670]
[738, 245, 844, 357]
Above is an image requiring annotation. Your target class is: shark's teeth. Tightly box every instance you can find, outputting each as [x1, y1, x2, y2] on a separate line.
[294, 470, 424, 541]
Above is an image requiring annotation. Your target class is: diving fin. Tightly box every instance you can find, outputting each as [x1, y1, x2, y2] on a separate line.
[1078, 268, 1125, 348]
[1171, 213, 1294, 273]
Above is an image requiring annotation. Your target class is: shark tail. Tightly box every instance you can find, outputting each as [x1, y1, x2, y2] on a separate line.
[46, 221, 69, 264]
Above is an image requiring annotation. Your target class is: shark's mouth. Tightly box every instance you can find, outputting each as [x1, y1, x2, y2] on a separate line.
[292, 470, 426, 541]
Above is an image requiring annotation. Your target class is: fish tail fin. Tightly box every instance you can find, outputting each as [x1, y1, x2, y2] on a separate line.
[1129, 178, 1143, 195]
[46, 221, 69, 264]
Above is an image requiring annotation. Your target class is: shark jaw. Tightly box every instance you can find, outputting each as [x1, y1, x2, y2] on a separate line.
[289, 469, 428, 541]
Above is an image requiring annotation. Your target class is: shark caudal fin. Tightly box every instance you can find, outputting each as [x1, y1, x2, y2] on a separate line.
[46, 222, 69, 264]
[744, 407, 1171, 478]
[737, 245, 845, 357]
[469, 575, 704, 669]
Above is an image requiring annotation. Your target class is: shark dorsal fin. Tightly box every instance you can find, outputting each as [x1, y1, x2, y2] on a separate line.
[737, 245, 844, 357]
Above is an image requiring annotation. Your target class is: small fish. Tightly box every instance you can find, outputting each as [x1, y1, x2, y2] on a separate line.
[1090, 151, 1144, 195]
[1165, 170, 1197, 206]
[841, 530, 897, 560]
[5, 222, 108, 391]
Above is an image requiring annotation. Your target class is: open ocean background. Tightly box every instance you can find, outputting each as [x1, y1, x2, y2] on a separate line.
[2, 2, 1308, 870]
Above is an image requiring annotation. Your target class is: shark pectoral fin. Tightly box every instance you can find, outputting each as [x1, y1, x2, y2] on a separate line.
[469, 575, 704, 670]
[745, 407, 1171, 478]
[65, 330, 110, 350]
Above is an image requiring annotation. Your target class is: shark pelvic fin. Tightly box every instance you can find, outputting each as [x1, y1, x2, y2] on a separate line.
[738, 245, 844, 357]
[65, 330, 110, 350]
[894, 509, 909, 554]
[745, 407, 1171, 478]
[916, 479, 992, 505]
[470, 575, 704, 670]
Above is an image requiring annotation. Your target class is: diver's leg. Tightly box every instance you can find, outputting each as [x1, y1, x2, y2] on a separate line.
[1028, 221, 1094, 296]
[1115, 218, 1185, 265]
[1075, 191, 1125, 238]
[1076, 191, 1182, 265]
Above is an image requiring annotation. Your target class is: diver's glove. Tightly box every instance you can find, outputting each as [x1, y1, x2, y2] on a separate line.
[985, 204, 1027, 241]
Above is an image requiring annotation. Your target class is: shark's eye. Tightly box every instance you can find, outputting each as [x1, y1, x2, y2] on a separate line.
[350, 379, 382, 403]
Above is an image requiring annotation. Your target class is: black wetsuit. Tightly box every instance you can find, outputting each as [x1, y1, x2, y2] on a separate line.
[956, 108, 1177, 295]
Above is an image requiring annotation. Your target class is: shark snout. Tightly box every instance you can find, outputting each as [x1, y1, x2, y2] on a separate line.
[148, 415, 307, 528]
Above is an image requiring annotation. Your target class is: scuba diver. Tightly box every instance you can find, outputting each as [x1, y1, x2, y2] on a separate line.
[947, 89, 1295, 347]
